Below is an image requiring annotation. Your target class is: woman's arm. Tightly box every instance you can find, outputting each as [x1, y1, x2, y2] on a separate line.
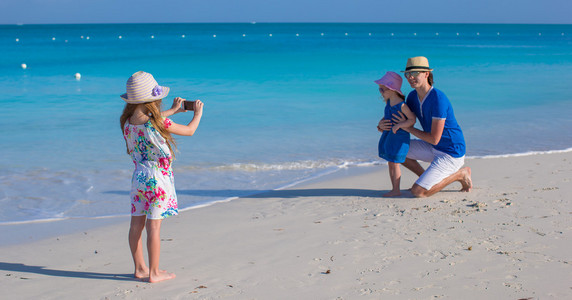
[162, 97, 185, 117]
[377, 118, 393, 132]
[391, 103, 416, 134]
[392, 111, 444, 145]
[167, 100, 204, 136]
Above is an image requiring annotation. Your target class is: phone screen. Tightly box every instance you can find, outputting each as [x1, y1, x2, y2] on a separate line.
[184, 101, 195, 111]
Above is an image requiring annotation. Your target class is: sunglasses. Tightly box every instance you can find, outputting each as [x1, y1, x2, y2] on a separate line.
[404, 71, 425, 79]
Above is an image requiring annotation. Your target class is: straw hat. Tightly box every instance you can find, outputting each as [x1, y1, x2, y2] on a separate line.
[401, 56, 434, 73]
[120, 71, 170, 104]
[374, 71, 403, 96]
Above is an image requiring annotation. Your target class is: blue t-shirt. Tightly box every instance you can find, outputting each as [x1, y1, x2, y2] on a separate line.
[406, 87, 466, 157]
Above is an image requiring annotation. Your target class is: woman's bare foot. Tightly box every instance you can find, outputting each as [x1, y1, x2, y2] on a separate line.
[149, 270, 176, 283]
[134, 267, 149, 279]
[382, 190, 401, 197]
[459, 167, 472, 192]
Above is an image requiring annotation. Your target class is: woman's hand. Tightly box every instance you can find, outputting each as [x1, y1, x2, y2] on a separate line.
[377, 119, 392, 132]
[390, 111, 411, 132]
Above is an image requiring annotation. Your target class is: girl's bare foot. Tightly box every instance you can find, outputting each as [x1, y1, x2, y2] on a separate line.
[134, 267, 149, 279]
[382, 190, 401, 197]
[149, 270, 176, 283]
[459, 167, 472, 192]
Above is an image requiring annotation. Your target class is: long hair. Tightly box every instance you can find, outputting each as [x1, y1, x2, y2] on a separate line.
[120, 100, 176, 157]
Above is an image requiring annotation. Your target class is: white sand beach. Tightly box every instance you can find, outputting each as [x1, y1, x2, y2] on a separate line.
[1, 151, 571, 299]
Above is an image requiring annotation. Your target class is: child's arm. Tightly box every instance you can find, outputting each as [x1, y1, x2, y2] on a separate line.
[162, 97, 185, 117]
[166, 100, 204, 136]
[392, 103, 416, 134]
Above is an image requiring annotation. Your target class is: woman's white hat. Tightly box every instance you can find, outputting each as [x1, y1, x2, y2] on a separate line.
[120, 71, 170, 104]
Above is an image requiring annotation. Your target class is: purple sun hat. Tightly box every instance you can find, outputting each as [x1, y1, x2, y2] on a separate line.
[374, 71, 403, 96]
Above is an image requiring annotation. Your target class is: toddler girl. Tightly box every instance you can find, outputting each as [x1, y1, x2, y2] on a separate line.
[375, 71, 416, 197]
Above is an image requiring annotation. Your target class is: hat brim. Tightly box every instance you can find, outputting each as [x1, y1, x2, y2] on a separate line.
[121, 86, 170, 104]
[400, 68, 433, 72]
[375, 82, 404, 96]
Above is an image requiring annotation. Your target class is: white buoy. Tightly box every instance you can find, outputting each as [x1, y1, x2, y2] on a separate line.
[321, 33, 324, 36]
[414, 33, 417, 36]
[16, 38, 20, 42]
[181, 34, 185, 38]
[213, 34, 216, 38]
[368, 33, 371, 36]
[242, 34, 246, 37]
[456, 33, 460, 36]
[118, 35, 122, 39]
[345, 33, 348, 36]
[52, 37, 56, 41]
[81, 35, 84, 39]
[21, 63, 27, 70]
[296, 33, 299, 37]
[75, 73, 81, 80]
[477, 32, 480, 36]
[269, 34, 272, 37]
[151, 35, 155, 39]
[86, 36, 90, 40]
[391, 33, 394, 36]
[436, 32, 439, 36]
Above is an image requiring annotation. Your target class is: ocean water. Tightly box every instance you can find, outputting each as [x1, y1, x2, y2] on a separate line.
[1, 23, 572, 224]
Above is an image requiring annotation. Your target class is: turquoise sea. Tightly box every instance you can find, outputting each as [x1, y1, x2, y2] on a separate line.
[1, 23, 571, 224]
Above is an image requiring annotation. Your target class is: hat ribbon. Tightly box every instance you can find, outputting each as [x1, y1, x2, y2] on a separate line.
[405, 66, 432, 71]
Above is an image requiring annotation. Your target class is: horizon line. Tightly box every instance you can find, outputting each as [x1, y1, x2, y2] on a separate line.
[3, 21, 572, 26]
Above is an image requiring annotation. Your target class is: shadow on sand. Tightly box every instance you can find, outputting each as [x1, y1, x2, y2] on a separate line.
[104, 188, 409, 199]
[0, 262, 136, 281]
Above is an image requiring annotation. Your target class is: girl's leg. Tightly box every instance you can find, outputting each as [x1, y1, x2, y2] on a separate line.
[129, 215, 149, 278]
[383, 162, 402, 197]
[146, 218, 176, 283]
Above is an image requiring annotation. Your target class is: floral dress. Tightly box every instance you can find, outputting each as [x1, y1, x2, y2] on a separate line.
[123, 118, 178, 219]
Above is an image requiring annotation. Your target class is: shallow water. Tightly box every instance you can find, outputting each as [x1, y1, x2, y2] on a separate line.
[1, 23, 571, 223]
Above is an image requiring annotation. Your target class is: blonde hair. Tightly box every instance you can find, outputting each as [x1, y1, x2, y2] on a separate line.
[120, 100, 176, 157]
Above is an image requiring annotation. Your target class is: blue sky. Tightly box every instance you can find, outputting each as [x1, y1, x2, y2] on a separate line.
[1, 0, 570, 24]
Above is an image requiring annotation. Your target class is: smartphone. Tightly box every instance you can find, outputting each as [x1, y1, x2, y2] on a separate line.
[184, 100, 195, 111]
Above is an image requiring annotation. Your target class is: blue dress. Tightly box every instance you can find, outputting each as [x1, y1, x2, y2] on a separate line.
[378, 101, 410, 163]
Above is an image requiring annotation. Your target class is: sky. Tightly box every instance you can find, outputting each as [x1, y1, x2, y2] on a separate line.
[0, 0, 571, 25]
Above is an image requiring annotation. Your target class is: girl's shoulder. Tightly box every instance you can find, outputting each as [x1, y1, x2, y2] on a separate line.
[389, 99, 405, 108]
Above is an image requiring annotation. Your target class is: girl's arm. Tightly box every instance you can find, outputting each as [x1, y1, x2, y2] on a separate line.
[167, 100, 204, 136]
[391, 103, 416, 134]
[162, 97, 185, 117]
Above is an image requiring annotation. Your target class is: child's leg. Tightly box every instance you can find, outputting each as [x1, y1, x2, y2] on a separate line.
[383, 161, 402, 197]
[146, 218, 176, 283]
[129, 215, 148, 278]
